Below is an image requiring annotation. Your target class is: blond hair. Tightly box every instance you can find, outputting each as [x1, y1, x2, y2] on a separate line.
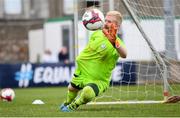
[106, 11, 123, 25]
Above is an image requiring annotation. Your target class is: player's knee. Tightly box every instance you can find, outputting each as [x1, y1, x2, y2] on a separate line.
[82, 86, 96, 103]
[68, 84, 79, 92]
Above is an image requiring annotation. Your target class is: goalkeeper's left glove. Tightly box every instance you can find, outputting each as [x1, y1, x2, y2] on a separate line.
[103, 23, 119, 48]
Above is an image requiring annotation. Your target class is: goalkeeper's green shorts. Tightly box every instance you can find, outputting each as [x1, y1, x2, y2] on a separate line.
[70, 70, 109, 96]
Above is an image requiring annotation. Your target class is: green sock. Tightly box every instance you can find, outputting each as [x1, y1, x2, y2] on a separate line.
[68, 86, 96, 110]
[64, 90, 78, 105]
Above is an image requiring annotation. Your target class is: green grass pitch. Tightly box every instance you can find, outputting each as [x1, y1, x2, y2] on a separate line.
[0, 86, 180, 117]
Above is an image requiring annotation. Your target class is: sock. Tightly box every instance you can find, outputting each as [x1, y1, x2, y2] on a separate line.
[68, 86, 96, 110]
[64, 90, 78, 105]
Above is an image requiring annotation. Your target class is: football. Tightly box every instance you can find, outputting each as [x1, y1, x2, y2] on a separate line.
[0, 88, 15, 102]
[82, 8, 105, 31]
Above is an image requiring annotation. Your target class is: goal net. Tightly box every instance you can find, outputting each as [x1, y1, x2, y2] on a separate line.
[75, 0, 180, 104]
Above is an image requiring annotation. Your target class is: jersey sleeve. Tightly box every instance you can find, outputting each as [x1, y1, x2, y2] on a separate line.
[116, 37, 126, 48]
[114, 37, 126, 58]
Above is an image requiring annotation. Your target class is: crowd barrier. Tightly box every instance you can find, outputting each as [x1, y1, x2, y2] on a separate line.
[0, 62, 136, 88]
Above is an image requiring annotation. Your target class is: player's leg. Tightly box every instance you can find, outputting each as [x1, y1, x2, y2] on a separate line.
[60, 70, 83, 112]
[61, 69, 82, 106]
[61, 76, 108, 112]
[64, 83, 98, 111]
[60, 83, 81, 110]
[63, 83, 80, 105]
[75, 83, 98, 105]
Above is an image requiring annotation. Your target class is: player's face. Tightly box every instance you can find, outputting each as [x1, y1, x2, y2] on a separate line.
[104, 15, 118, 29]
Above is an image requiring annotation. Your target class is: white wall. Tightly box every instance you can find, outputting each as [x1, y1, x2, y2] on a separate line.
[175, 20, 180, 59]
[44, 22, 62, 54]
[78, 21, 88, 54]
[28, 29, 44, 63]
[122, 19, 180, 61]
[122, 21, 152, 61]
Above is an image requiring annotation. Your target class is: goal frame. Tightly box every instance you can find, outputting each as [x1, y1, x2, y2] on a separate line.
[74, 0, 171, 105]
[88, 0, 170, 105]
[121, 0, 170, 101]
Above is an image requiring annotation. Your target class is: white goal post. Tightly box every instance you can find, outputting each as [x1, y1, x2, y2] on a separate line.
[121, 0, 169, 101]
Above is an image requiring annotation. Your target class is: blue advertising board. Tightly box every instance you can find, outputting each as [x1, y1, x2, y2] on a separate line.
[0, 62, 136, 88]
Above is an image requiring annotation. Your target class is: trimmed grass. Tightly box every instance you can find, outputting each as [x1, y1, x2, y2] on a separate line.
[0, 86, 180, 117]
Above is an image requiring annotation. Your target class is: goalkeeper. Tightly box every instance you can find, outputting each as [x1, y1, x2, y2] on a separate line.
[60, 10, 127, 112]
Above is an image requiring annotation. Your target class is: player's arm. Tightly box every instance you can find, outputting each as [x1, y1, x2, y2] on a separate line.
[114, 39, 127, 58]
[103, 23, 127, 58]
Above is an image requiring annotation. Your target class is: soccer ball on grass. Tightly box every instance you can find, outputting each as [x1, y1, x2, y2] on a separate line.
[0, 88, 15, 102]
[82, 8, 105, 31]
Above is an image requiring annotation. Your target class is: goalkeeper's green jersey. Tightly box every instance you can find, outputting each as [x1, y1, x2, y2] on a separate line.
[76, 30, 125, 84]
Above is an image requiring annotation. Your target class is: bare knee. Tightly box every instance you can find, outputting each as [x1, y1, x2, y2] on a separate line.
[68, 84, 79, 92]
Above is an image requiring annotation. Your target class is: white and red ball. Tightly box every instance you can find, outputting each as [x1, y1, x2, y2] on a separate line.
[0, 88, 15, 102]
[82, 8, 105, 31]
